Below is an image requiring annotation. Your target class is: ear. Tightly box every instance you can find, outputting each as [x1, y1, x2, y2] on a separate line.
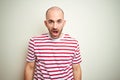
[63, 20, 66, 26]
[44, 20, 48, 27]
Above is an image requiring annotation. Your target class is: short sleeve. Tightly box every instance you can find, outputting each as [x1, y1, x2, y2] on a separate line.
[26, 38, 35, 62]
[73, 41, 82, 64]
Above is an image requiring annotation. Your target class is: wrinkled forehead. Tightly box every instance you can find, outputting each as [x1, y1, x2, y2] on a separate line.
[46, 7, 64, 19]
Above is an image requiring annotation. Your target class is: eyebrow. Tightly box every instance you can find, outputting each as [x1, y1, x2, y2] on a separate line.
[47, 19, 63, 22]
[47, 19, 54, 22]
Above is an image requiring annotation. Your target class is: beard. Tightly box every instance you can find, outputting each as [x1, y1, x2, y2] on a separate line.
[49, 28, 63, 39]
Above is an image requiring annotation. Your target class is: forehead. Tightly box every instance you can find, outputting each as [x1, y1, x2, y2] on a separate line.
[46, 8, 64, 20]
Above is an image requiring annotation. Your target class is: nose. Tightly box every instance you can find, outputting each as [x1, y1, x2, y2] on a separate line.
[53, 22, 57, 29]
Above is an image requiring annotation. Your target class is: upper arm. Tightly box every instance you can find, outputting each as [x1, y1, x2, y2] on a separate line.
[72, 63, 82, 80]
[25, 61, 35, 69]
[72, 63, 81, 71]
[24, 62, 35, 80]
[73, 41, 82, 64]
[26, 38, 35, 62]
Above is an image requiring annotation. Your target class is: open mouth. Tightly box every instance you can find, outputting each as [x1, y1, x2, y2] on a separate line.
[51, 30, 60, 38]
[52, 30, 58, 34]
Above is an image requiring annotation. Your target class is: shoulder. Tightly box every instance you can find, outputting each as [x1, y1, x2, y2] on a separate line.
[29, 33, 50, 41]
[63, 33, 79, 43]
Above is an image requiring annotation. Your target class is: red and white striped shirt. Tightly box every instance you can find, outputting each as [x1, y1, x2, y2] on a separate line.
[26, 33, 82, 80]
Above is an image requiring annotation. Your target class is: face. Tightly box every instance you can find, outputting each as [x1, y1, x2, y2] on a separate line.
[44, 8, 66, 39]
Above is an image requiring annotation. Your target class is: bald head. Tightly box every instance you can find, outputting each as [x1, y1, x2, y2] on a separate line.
[44, 6, 66, 39]
[46, 6, 64, 19]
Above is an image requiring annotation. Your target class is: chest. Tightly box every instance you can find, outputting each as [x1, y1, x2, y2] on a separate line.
[34, 41, 76, 65]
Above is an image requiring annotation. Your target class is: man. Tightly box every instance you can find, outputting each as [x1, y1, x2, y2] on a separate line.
[24, 6, 82, 80]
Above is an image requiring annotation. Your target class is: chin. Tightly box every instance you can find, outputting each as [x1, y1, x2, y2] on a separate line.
[52, 36, 59, 39]
[50, 32, 61, 39]
[51, 35, 60, 39]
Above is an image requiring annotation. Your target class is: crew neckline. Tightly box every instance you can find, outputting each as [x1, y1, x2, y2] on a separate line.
[47, 33, 64, 41]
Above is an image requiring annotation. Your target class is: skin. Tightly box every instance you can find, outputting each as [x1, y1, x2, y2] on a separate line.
[44, 7, 66, 39]
[73, 64, 82, 80]
[24, 6, 82, 80]
[24, 62, 34, 80]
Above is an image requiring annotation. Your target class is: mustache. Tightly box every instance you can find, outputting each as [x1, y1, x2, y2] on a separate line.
[52, 28, 58, 31]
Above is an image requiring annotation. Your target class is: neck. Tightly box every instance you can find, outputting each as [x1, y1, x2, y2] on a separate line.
[49, 33, 63, 39]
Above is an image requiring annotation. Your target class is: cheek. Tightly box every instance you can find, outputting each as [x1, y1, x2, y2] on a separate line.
[46, 24, 52, 29]
[60, 24, 64, 29]
[47, 26, 53, 31]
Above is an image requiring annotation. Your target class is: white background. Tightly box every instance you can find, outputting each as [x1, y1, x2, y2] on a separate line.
[0, 0, 120, 80]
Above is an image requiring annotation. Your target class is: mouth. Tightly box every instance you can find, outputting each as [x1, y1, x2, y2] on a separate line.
[52, 30, 58, 34]
[50, 30, 60, 38]
[51, 30, 59, 37]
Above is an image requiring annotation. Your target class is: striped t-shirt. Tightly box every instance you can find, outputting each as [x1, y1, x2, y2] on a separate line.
[26, 33, 82, 80]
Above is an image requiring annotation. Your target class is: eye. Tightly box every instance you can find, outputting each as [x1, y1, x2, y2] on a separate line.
[48, 20, 54, 24]
[57, 19, 62, 23]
